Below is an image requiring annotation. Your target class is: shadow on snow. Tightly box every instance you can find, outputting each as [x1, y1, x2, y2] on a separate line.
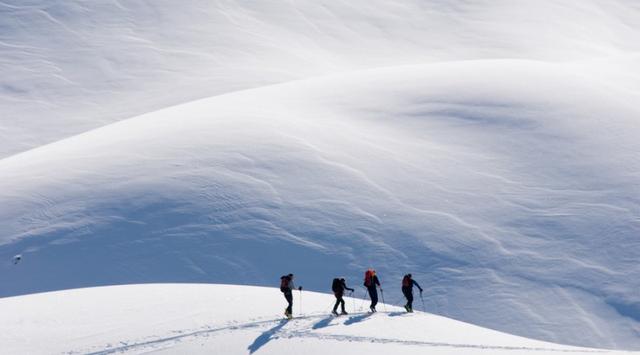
[247, 319, 288, 354]
[387, 311, 408, 317]
[312, 316, 334, 330]
[343, 313, 372, 326]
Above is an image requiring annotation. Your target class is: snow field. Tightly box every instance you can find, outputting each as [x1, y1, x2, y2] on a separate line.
[0, 284, 628, 355]
[1, 0, 640, 351]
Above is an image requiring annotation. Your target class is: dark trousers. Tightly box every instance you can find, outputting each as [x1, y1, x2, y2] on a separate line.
[402, 287, 413, 309]
[284, 290, 293, 314]
[333, 292, 346, 312]
[367, 286, 378, 308]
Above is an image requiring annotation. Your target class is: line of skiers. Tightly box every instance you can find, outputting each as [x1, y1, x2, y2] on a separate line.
[280, 269, 423, 319]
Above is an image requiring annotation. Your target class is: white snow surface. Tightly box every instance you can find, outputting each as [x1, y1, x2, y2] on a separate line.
[1, 61, 639, 350]
[0, 284, 633, 355]
[1, 0, 640, 352]
[1, 0, 640, 157]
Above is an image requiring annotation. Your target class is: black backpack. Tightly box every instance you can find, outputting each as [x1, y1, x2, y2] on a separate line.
[402, 274, 411, 288]
[331, 278, 341, 293]
[280, 275, 290, 292]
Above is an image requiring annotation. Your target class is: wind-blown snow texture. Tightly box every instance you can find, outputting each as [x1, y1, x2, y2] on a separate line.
[1, 0, 639, 351]
[2, 0, 640, 157]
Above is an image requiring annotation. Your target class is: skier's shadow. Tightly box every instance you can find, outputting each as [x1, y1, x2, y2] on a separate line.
[343, 313, 372, 326]
[312, 316, 333, 330]
[388, 311, 407, 317]
[247, 319, 288, 354]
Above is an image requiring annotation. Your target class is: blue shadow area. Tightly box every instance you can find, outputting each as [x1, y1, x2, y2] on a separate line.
[387, 311, 408, 317]
[343, 313, 372, 326]
[312, 316, 333, 330]
[247, 319, 288, 354]
[607, 300, 640, 322]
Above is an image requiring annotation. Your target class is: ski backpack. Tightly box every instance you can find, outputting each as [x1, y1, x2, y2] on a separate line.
[331, 278, 341, 293]
[364, 269, 374, 287]
[402, 275, 411, 288]
[280, 275, 290, 292]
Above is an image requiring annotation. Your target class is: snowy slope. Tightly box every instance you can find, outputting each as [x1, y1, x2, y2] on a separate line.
[2, 0, 640, 352]
[1, 0, 640, 157]
[0, 284, 632, 355]
[1, 60, 639, 350]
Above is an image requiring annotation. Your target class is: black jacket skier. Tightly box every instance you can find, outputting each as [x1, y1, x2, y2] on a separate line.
[401, 273, 423, 312]
[363, 269, 381, 312]
[280, 274, 302, 318]
[331, 278, 354, 315]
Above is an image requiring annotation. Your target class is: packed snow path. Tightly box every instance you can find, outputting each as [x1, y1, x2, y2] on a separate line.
[0, 284, 631, 355]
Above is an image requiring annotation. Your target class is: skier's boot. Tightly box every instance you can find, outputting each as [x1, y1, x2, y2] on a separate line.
[404, 305, 409, 312]
[331, 310, 339, 316]
[408, 307, 413, 313]
[370, 306, 376, 313]
[340, 310, 348, 315]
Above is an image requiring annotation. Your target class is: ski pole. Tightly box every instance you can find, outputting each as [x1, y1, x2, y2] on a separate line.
[360, 286, 369, 311]
[380, 288, 386, 312]
[299, 289, 302, 316]
[420, 292, 426, 312]
[351, 291, 355, 313]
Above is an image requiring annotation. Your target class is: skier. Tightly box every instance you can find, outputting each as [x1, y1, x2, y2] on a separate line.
[331, 278, 354, 316]
[280, 273, 302, 319]
[363, 268, 381, 312]
[401, 273, 423, 312]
